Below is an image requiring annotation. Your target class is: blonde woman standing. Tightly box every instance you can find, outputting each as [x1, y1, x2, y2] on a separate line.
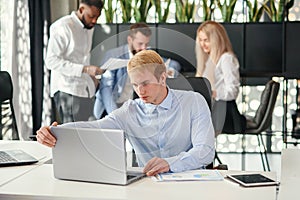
[195, 21, 241, 135]
[196, 20, 240, 100]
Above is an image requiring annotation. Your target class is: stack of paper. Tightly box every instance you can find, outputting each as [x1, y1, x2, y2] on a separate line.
[153, 169, 224, 182]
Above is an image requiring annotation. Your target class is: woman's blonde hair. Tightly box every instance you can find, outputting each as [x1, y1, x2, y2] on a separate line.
[195, 21, 234, 76]
[127, 50, 166, 81]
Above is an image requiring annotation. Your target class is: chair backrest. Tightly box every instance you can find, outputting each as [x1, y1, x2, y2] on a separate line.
[247, 80, 280, 133]
[0, 71, 19, 140]
[166, 76, 212, 110]
[0, 71, 13, 102]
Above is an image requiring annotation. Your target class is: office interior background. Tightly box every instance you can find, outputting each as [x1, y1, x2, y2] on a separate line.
[1, 0, 300, 172]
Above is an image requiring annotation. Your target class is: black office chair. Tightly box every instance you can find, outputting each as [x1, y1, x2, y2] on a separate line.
[219, 80, 280, 171]
[166, 76, 212, 109]
[0, 71, 19, 140]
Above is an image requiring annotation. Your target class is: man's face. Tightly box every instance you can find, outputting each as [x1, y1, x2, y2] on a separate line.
[128, 32, 151, 55]
[129, 68, 166, 105]
[81, 5, 101, 29]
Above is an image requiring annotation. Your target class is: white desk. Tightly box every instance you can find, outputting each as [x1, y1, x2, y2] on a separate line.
[0, 141, 51, 187]
[278, 148, 300, 199]
[0, 141, 278, 200]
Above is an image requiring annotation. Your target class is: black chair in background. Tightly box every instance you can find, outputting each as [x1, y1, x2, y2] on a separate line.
[292, 109, 300, 139]
[220, 80, 280, 171]
[0, 71, 19, 140]
[166, 76, 212, 109]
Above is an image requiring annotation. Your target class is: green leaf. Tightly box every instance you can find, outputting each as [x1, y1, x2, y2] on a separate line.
[120, 0, 133, 22]
[217, 0, 237, 22]
[162, 0, 172, 22]
[103, 0, 116, 23]
[286, 0, 295, 10]
[174, 0, 184, 22]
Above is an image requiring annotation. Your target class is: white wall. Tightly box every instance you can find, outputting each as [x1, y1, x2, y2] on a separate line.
[50, 0, 77, 23]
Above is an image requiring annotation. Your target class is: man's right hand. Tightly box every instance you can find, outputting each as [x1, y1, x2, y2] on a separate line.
[36, 121, 58, 148]
[83, 65, 105, 77]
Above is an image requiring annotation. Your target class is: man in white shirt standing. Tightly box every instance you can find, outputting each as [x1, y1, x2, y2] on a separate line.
[45, 0, 104, 123]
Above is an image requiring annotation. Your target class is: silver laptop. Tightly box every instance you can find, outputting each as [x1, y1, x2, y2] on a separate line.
[50, 126, 145, 185]
[0, 150, 38, 167]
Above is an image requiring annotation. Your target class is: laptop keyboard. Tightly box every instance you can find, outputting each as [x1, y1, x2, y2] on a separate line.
[0, 151, 17, 163]
[127, 175, 138, 180]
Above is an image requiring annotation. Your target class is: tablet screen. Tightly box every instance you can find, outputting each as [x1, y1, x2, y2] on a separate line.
[227, 174, 279, 187]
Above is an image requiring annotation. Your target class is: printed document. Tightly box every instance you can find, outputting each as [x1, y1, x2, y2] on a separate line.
[153, 170, 224, 182]
[100, 58, 129, 71]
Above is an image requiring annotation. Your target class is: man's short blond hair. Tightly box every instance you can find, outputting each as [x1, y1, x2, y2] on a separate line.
[127, 50, 166, 81]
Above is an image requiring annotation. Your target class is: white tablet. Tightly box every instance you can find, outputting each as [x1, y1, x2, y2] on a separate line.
[227, 174, 279, 187]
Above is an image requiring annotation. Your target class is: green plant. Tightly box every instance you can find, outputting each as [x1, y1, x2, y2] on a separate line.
[120, 0, 133, 23]
[246, 0, 269, 22]
[266, 0, 294, 22]
[150, 0, 171, 23]
[175, 0, 196, 23]
[133, 0, 152, 22]
[216, 0, 237, 22]
[202, 0, 214, 21]
[103, 0, 116, 23]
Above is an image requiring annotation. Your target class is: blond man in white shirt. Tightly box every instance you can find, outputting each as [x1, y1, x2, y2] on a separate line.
[45, 0, 104, 123]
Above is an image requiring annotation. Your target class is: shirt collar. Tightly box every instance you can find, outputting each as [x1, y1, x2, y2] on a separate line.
[139, 87, 173, 114]
[158, 87, 172, 110]
[127, 45, 134, 59]
[71, 11, 85, 29]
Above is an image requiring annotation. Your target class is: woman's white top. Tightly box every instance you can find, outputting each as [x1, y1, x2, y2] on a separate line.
[203, 52, 240, 101]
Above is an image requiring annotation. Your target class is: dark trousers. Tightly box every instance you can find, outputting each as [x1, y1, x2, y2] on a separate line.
[53, 91, 94, 123]
[212, 100, 246, 136]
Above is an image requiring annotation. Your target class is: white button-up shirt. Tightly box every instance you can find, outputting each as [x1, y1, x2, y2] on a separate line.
[45, 11, 95, 98]
[204, 53, 240, 101]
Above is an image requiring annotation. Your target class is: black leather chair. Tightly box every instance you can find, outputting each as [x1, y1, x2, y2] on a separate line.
[166, 76, 212, 110]
[0, 71, 19, 140]
[219, 80, 280, 171]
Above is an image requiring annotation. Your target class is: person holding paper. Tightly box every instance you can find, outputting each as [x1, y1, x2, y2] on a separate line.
[45, 0, 104, 123]
[36, 50, 215, 176]
[93, 23, 181, 119]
